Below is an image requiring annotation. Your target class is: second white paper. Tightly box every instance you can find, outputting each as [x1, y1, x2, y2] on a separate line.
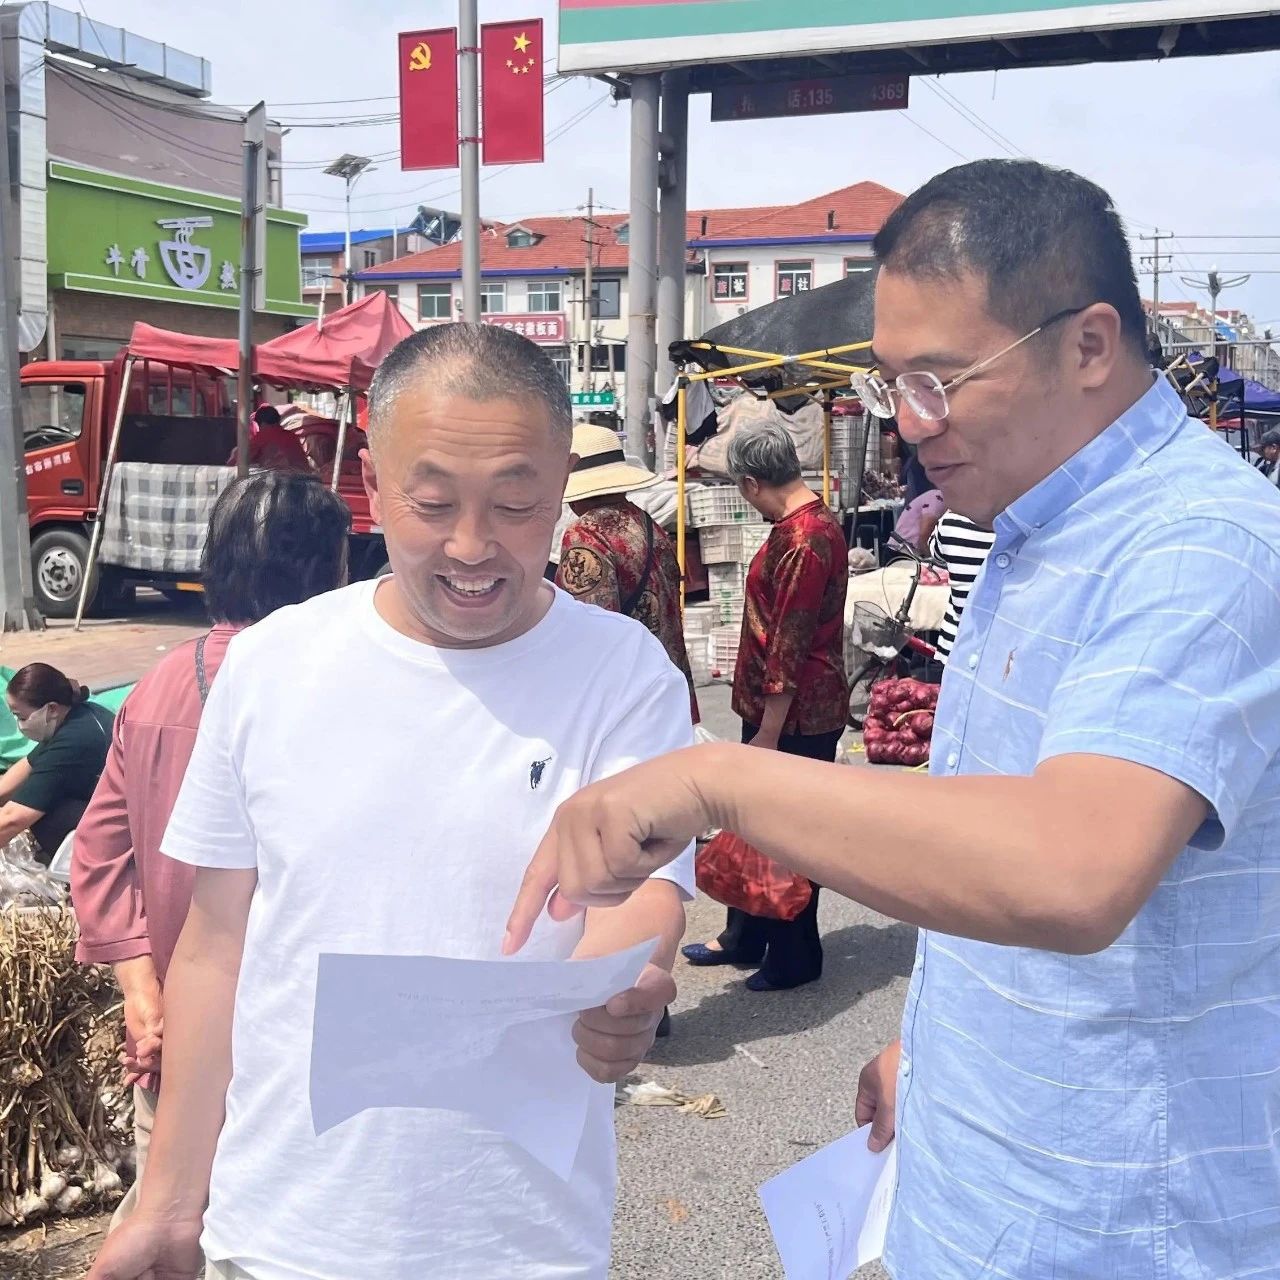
[309, 937, 656, 1180]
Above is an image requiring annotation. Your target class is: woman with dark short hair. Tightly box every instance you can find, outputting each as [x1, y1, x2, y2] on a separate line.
[0, 662, 112, 860]
[73, 470, 350, 1231]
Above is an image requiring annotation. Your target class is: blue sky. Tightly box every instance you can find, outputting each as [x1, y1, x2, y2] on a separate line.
[54, 0, 1280, 329]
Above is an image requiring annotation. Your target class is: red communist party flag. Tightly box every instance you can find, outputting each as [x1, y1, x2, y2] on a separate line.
[398, 28, 459, 170]
[480, 19, 545, 165]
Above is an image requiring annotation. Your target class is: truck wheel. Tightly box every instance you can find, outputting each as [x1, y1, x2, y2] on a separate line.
[30, 529, 95, 619]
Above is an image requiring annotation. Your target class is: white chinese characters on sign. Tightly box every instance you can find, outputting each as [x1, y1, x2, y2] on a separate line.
[219, 261, 237, 291]
[105, 245, 124, 276]
[130, 247, 150, 279]
[157, 216, 214, 290]
[482, 314, 566, 344]
[25, 450, 74, 478]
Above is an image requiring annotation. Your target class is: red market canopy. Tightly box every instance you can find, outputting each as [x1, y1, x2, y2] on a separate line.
[124, 323, 240, 377]
[256, 292, 415, 392]
[124, 293, 414, 392]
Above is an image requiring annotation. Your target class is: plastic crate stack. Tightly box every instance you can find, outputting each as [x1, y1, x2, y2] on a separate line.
[689, 485, 765, 681]
[683, 603, 716, 688]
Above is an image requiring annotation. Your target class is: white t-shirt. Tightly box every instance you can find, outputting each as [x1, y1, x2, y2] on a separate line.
[162, 580, 695, 1280]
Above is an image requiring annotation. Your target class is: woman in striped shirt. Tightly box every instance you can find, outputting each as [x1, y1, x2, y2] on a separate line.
[928, 511, 996, 664]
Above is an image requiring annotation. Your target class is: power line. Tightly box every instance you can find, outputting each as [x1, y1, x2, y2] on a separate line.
[920, 77, 1027, 157]
[897, 112, 969, 161]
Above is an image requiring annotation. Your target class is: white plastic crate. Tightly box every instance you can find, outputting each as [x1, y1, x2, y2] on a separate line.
[709, 625, 740, 680]
[698, 523, 771, 565]
[682, 602, 716, 637]
[688, 486, 763, 529]
[707, 563, 745, 598]
[686, 633, 713, 687]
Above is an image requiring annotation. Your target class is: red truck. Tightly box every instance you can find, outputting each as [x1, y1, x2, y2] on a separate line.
[20, 354, 387, 617]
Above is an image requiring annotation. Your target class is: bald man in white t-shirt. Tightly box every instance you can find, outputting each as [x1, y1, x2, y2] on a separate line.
[89, 324, 692, 1280]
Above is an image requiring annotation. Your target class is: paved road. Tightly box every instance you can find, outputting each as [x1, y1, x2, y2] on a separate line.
[611, 685, 905, 1279]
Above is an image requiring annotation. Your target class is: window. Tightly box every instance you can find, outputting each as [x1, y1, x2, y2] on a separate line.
[844, 257, 874, 277]
[527, 280, 562, 312]
[418, 283, 452, 319]
[61, 336, 122, 361]
[615, 223, 629, 246]
[363, 249, 377, 269]
[776, 260, 813, 298]
[21, 382, 86, 452]
[301, 256, 329, 289]
[507, 228, 538, 249]
[479, 282, 506, 314]
[712, 262, 749, 303]
[548, 347, 572, 386]
[577, 343, 626, 375]
[590, 279, 621, 320]
[364, 283, 399, 303]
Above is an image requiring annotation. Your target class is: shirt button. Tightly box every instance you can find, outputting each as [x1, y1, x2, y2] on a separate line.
[967, 653, 978, 669]
[901, 1060, 913, 1079]
[946, 751, 959, 769]
[995, 552, 1012, 570]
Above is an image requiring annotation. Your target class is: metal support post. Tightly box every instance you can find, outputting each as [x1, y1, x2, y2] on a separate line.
[656, 71, 690, 397]
[675, 377, 687, 611]
[625, 74, 660, 466]
[459, 0, 481, 323]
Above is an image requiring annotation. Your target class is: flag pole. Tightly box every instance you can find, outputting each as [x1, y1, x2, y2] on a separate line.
[459, 0, 481, 323]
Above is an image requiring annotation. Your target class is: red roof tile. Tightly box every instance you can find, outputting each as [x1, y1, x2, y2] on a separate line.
[361, 180, 902, 278]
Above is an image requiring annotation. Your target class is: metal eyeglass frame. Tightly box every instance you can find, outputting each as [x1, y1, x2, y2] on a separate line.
[850, 305, 1089, 422]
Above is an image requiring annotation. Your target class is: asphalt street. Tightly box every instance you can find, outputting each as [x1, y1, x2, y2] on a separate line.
[610, 684, 907, 1280]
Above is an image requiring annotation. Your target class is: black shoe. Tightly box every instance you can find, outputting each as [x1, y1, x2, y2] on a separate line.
[682, 942, 761, 966]
[655, 1007, 672, 1038]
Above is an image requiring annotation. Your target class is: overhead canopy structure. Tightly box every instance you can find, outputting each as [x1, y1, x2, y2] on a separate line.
[672, 271, 876, 397]
[560, 1, 1280, 83]
[123, 292, 414, 392]
[256, 292, 414, 392]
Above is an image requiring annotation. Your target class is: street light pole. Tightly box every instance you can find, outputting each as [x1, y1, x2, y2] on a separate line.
[459, 0, 481, 323]
[324, 154, 373, 307]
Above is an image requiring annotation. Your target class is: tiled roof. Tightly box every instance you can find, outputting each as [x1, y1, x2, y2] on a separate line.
[359, 181, 902, 279]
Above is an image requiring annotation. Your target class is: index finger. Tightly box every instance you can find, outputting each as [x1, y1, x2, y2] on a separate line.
[503, 829, 561, 955]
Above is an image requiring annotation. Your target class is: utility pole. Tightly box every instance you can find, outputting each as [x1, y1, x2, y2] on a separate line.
[583, 187, 595, 398]
[459, 0, 481, 323]
[1139, 229, 1173, 345]
[625, 75, 661, 467]
[237, 104, 266, 481]
[0, 50, 40, 631]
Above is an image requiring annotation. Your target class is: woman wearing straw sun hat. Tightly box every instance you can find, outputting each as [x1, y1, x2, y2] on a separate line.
[557, 424, 699, 726]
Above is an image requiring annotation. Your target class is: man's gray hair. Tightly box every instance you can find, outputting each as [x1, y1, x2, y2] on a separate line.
[726, 420, 802, 486]
[367, 321, 572, 451]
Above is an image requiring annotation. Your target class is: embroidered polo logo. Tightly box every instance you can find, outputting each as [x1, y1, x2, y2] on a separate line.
[530, 757, 552, 790]
[1003, 648, 1016, 682]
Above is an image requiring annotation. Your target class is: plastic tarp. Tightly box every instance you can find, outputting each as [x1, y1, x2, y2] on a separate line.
[255, 292, 415, 392]
[124, 293, 415, 393]
[670, 270, 877, 398]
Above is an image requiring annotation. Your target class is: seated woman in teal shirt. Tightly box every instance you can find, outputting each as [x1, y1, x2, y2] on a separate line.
[1, 663, 113, 862]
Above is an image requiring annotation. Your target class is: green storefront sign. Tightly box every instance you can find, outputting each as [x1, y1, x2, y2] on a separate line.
[571, 390, 617, 407]
[557, 0, 1259, 74]
[46, 161, 311, 317]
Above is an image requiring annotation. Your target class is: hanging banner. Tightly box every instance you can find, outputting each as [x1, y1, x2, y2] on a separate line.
[480, 19, 545, 165]
[399, 28, 459, 171]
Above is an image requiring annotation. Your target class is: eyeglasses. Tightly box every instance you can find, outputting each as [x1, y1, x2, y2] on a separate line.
[850, 306, 1089, 423]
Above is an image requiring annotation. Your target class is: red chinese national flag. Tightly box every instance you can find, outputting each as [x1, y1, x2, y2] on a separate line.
[399, 28, 458, 171]
[481, 19, 545, 165]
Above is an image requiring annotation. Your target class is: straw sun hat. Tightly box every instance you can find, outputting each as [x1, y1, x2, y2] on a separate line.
[564, 423, 660, 502]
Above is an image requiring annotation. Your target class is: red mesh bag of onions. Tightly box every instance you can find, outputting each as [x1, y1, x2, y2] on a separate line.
[695, 831, 812, 920]
[863, 677, 939, 767]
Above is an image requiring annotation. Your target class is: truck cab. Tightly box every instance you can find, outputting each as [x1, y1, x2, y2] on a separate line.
[21, 355, 233, 616]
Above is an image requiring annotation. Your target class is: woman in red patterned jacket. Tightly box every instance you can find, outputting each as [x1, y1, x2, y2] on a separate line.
[556, 424, 699, 724]
[683, 421, 849, 991]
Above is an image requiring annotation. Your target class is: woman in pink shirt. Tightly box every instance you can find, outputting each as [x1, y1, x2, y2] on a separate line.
[73, 471, 351, 1228]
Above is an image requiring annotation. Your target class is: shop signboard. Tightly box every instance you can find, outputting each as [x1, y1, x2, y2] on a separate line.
[484, 312, 567, 343]
[46, 161, 312, 316]
[558, 0, 1275, 75]
[710, 74, 909, 122]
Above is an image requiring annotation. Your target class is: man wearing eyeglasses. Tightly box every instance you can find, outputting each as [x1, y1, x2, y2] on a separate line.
[507, 159, 1280, 1280]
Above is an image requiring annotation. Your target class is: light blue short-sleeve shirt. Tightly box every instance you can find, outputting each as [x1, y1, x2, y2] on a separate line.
[886, 378, 1280, 1280]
